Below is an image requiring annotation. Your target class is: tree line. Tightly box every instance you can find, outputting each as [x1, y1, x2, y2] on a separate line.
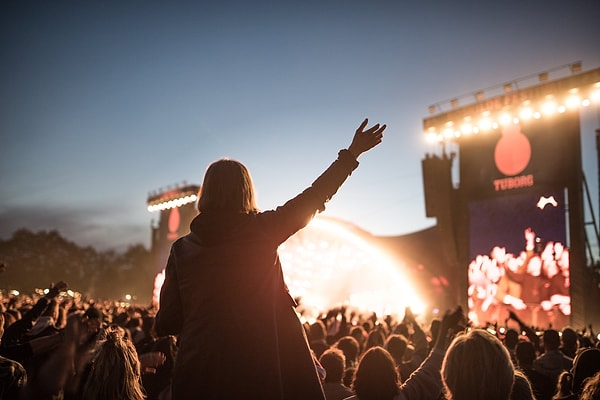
[0, 229, 155, 304]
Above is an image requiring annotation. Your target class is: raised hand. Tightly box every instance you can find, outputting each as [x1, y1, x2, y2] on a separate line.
[46, 280, 68, 299]
[348, 118, 386, 159]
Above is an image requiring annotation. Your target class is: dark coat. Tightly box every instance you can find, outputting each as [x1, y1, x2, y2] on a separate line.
[155, 150, 359, 400]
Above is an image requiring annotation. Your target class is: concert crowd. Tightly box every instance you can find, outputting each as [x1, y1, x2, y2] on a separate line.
[0, 277, 599, 400]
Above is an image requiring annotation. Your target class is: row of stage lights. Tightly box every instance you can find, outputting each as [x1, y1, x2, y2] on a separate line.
[425, 83, 600, 143]
[147, 194, 197, 212]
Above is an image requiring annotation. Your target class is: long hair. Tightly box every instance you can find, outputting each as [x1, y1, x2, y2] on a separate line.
[511, 370, 535, 400]
[197, 159, 258, 214]
[442, 329, 515, 400]
[352, 346, 399, 400]
[82, 327, 145, 400]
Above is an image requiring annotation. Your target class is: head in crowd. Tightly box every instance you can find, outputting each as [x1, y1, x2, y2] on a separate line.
[81, 326, 145, 400]
[309, 320, 327, 341]
[554, 371, 574, 399]
[365, 329, 385, 351]
[350, 325, 367, 351]
[580, 371, 600, 400]
[515, 340, 537, 369]
[542, 329, 561, 352]
[442, 329, 515, 400]
[197, 159, 258, 214]
[560, 327, 579, 358]
[511, 370, 536, 400]
[572, 348, 600, 396]
[84, 306, 104, 335]
[319, 348, 346, 384]
[335, 336, 360, 367]
[385, 334, 408, 365]
[504, 328, 519, 350]
[352, 346, 399, 400]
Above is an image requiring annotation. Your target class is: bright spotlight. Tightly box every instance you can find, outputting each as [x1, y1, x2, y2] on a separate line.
[498, 113, 512, 125]
[460, 123, 473, 134]
[565, 95, 581, 109]
[519, 108, 534, 120]
[542, 100, 557, 115]
[478, 117, 493, 131]
[425, 132, 438, 143]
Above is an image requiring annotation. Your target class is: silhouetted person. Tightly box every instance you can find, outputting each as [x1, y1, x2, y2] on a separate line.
[0, 312, 27, 399]
[533, 329, 573, 385]
[155, 119, 386, 399]
[511, 369, 536, 400]
[515, 340, 554, 400]
[310, 320, 331, 359]
[81, 327, 145, 400]
[441, 329, 514, 400]
[319, 348, 354, 400]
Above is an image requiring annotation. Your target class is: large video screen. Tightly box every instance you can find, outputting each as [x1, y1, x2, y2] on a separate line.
[467, 188, 570, 329]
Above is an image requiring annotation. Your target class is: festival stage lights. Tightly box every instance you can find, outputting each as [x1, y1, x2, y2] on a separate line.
[478, 116, 494, 131]
[519, 107, 534, 120]
[147, 194, 197, 212]
[590, 85, 600, 102]
[498, 113, 512, 125]
[566, 94, 581, 109]
[422, 64, 600, 143]
[147, 183, 200, 212]
[541, 99, 557, 115]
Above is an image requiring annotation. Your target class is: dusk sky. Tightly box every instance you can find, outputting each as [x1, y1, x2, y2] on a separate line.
[1, 0, 599, 252]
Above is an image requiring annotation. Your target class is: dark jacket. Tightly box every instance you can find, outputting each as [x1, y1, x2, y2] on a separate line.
[155, 150, 359, 400]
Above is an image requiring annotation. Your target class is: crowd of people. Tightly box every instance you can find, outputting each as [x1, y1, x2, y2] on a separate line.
[2, 119, 600, 400]
[468, 228, 571, 329]
[0, 282, 599, 399]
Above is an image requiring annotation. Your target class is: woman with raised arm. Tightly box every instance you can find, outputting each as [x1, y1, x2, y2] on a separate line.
[155, 119, 386, 400]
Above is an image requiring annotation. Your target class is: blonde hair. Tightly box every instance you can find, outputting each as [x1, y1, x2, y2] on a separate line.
[197, 159, 258, 214]
[82, 326, 145, 400]
[442, 329, 514, 400]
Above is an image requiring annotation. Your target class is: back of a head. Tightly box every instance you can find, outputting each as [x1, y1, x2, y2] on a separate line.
[309, 320, 327, 341]
[504, 329, 519, 349]
[385, 334, 408, 363]
[350, 325, 367, 346]
[555, 370, 574, 398]
[442, 329, 515, 400]
[198, 159, 258, 214]
[515, 340, 536, 368]
[353, 346, 399, 400]
[542, 329, 561, 351]
[335, 336, 360, 366]
[580, 371, 600, 400]
[365, 329, 385, 351]
[319, 348, 346, 383]
[510, 370, 535, 400]
[561, 327, 578, 347]
[82, 327, 145, 400]
[572, 348, 600, 395]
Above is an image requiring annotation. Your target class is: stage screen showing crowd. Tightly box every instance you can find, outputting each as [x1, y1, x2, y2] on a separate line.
[467, 188, 571, 329]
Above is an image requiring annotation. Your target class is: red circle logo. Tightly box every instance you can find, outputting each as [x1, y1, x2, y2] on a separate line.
[494, 125, 531, 176]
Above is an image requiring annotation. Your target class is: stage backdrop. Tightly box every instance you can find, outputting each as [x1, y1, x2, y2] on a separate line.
[459, 111, 580, 329]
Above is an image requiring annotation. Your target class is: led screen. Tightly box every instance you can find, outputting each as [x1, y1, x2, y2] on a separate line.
[467, 188, 570, 329]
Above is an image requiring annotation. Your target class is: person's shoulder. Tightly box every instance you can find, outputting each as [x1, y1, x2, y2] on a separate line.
[0, 355, 26, 377]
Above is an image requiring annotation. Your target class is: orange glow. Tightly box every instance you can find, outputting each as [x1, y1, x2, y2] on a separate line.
[279, 216, 426, 320]
[153, 216, 427, 319]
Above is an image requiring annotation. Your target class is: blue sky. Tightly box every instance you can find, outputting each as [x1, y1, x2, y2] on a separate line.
[1, 0, 599, 251]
